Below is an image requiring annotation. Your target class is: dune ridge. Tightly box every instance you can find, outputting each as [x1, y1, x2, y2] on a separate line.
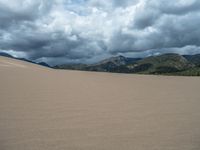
[0, 56, 200, 150]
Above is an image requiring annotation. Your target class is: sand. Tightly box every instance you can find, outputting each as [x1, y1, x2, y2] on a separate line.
[0, 56, 200, 150]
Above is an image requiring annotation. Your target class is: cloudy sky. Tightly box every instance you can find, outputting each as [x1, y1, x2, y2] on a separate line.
[0, 0, 200, 65]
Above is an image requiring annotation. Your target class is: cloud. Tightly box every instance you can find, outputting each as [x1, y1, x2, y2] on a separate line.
[0, 0, 200, 65]
[0, 0, 52, 28]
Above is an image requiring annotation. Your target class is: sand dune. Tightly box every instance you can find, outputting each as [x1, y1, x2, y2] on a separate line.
[0, 56, 200, 150]
[0, 58, 27, 68]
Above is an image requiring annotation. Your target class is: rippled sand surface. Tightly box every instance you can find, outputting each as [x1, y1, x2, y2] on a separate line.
[0, 56, 200, 150]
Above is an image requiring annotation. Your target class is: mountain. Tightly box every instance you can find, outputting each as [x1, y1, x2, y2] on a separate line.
[1, 51, 200, 75]
[37, 62, 51, 68]
[55, 53, 200, 76]
[55, 56, 141, 73]
[0, 52, 14, 58]
[95, 55, 140, 66]
[85, 56, 141, 72]
[183, 54, 200, 66]
[55, 63, 88, 70]
[128, 53, 194, 74]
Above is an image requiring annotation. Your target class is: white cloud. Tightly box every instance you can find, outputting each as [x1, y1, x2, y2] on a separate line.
[0, 0, 200, 64]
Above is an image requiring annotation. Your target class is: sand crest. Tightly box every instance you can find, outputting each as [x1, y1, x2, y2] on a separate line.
[0, 56, 200, 150]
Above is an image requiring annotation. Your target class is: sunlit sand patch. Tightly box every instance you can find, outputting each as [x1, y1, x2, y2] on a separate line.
[0, 64, 11, 67]
[0, 60, 27, 68]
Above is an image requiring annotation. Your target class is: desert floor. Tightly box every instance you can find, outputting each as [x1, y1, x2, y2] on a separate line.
[0, 56, 200, 150]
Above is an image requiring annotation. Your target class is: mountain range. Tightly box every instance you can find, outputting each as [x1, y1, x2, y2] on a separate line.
[55, 53, 200, 76]
[1, 52, 200, 76]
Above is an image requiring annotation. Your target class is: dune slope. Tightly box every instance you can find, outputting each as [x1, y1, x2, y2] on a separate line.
[0, 56, 200, 150]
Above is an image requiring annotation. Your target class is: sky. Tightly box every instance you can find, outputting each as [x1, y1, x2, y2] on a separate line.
[0, 0, 200, 65]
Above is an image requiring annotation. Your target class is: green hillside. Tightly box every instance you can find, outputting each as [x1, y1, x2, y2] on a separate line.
[128, 54, 194, 74]
[54, 53, 200, 76]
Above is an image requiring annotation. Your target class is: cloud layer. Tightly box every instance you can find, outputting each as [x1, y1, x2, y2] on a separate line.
[0, 0, 200, 64]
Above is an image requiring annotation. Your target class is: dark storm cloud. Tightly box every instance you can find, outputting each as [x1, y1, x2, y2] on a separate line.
[0, 0, 52, 28]
[0, 0, 200, 64]
[109, 0, 200, 54]
[154, 0, 200, 15]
